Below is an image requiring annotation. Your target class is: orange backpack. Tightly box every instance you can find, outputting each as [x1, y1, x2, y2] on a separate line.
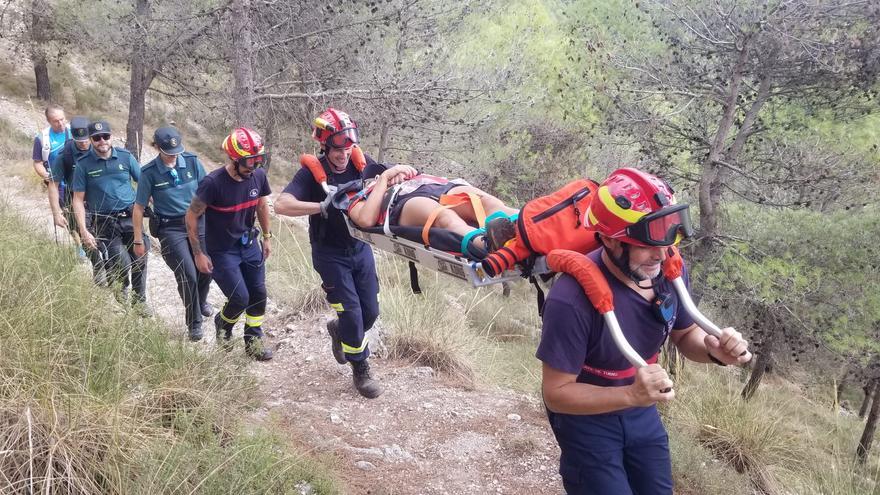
[482, 179, 600, 277]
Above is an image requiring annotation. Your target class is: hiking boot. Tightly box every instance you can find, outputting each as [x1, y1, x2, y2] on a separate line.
[188, 323, 204, 342]
[200, 302, 212, 318]
[351, 359, 382, 399]
[245, 337, 273, 361]
[326, 319, 347, 365]
[132, 299, 153, 318]
[485, 216, 517, 252]
[214, 313, 233, 352]
[114, 286, 130, 305]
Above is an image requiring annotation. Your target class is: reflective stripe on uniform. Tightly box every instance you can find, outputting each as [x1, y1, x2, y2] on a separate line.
[342, 336, 368, 354]
[245, 313, 264, 327]
[330, 302, 344, 312]
[220, 310, 240, 324]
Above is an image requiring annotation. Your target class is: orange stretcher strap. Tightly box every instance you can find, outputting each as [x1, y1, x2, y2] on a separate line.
[439, 192, 487, 228]
[420, 192, 488, 247]
[422, 204, 457, 246]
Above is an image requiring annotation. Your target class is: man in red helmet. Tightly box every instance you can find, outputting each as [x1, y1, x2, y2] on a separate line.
[185, 127, 273, 361]
[537, 168, 751, 494]
[275, 108, 388, 398]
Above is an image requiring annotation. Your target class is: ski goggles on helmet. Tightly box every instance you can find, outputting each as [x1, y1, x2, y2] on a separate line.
[326, 127, 359, 149]
[235, 152, 269, 170]
[625, 203, 694, 246]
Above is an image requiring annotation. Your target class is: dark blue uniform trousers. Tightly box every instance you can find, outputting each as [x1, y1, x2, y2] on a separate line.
[92, 212, 149, 302]
[312, 242, 379, 362]
[547, 405, 673, 495]
[157, 217, 212, 331]
[209, 242, 266, 340]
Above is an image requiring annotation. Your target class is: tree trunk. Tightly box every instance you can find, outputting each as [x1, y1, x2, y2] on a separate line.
[742, 325, 776, 401]
[378, 120, 391, 163]
[693, 40, 751, 264]
[665, 342, 683, 381]
[857, 379, 880, 464]
[125, 62, 154, 159]
[860, 378, 877, 419]
[29, 0, 51, 101]
[231, 0, 256, 128]
[124, 0, 154, 159]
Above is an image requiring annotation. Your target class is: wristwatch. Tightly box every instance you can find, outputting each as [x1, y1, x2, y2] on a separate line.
[262, 232, 273, 239]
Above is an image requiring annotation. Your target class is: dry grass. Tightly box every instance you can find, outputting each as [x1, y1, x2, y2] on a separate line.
[377, 258, 480, 386]
[266, 218, 326, 315]
[0, 203, 338, 494]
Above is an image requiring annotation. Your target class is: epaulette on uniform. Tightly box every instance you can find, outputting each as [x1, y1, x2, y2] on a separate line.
[141, 158, 159, 172]
[114, 147, 133, 159]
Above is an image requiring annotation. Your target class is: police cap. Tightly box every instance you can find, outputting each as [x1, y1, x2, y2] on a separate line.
[70, 116, 90, 141]
[88, 120, 112, 137]
[154, 126, 184, 155]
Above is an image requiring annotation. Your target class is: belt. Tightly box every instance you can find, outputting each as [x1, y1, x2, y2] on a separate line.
[314, 242, 363, 257]
[158, 214, 185, 224]
[94, 208, 131, 219]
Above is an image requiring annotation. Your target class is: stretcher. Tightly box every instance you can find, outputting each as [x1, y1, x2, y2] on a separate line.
[342, 215, 550, 288]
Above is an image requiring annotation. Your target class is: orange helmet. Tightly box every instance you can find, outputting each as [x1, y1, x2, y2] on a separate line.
[312, 108, 359, 149]
[585, 168, 693, 247]
[222, 127, 265, 160]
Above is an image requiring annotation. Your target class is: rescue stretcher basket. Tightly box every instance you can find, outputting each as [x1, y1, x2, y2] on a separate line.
[342, 216, 550, 288]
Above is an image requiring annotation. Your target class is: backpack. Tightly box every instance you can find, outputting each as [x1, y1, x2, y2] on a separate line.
[482, 178, 600, 278]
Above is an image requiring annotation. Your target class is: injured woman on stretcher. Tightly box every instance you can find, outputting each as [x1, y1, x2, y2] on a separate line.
[338, 164, 519, 260]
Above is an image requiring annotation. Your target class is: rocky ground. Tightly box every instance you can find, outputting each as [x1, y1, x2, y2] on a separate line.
[0, 95, 562, 494]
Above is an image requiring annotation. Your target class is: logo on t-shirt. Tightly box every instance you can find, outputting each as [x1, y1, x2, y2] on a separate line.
[249, 188, 258, 198]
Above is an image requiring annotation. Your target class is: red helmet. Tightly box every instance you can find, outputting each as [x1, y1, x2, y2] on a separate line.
[222, 127, 265, 160]
[585, 168, 694, 247]
[312, 108, 359, 149]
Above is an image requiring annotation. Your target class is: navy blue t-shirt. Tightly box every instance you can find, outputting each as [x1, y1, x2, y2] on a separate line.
[283, 153, 386, 250]
[536, 248, 695, 387]
[195, 167, 271, 253]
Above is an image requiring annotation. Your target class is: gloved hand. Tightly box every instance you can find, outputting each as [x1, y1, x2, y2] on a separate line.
[319, 185, 338, 219]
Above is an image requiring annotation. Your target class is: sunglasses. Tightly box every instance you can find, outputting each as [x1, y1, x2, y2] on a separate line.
[91, 134, 111, 142]
[625, 204, 694, 247]
[327, 128, 359, 149]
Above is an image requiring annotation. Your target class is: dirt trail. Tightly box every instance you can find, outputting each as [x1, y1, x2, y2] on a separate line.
[0, 97, 561, 494]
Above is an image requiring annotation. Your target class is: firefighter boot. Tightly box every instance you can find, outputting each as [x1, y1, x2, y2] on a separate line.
[351, 359, 382, 399]
[214, 313, 233, 352]
[244, 336, 274, 361]
[326, 319, 347, 365]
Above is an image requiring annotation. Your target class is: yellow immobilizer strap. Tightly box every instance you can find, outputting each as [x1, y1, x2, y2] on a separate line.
[420, 192, 487, 247]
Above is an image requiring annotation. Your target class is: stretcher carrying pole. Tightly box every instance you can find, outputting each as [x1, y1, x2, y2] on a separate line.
[546, 247, 728, 370]
[661, 246, 722, 338]
[546, 249, 648, 367]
